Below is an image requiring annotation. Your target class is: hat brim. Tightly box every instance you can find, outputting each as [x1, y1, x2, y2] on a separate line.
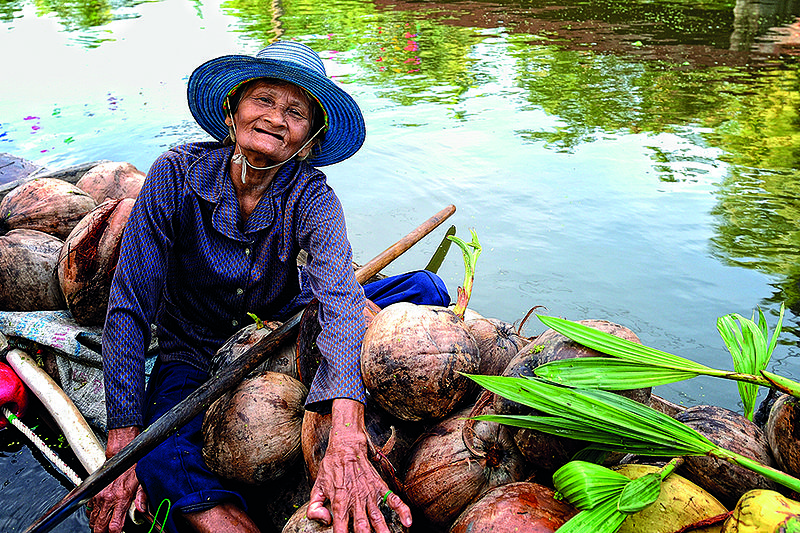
[188, 55, 365, 167]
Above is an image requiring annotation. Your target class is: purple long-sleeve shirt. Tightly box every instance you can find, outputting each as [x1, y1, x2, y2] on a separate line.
[102, 141, 367, 429]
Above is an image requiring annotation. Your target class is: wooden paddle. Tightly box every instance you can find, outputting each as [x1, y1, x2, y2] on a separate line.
[24, 204, 455, 533]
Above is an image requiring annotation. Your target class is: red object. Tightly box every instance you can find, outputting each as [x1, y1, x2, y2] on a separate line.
[0, 360, 28, 429]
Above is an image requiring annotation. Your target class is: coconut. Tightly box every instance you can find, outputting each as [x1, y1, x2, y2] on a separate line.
[75, 161, 145, 203]
[361, 302, 480, 422]
[282, 501, 409, 533]
[296, 298, 381, 389]
[0, 177, 96, 239]
[202, 371, 307, 484]
[766, 393, 800, 479]
[615, 464, 727, 533]
[465, 317, 526, 377]
[674, 405, 779, 508]
[210, 320, 298, 380]
[0, 229, 65, 311]
[449, 481, 577, 533]
[402, 403, 529, 528]
[301, 399, 422, 488]
[492, 319, 650, 474]
[722, 489, 800, 533]
[57, 198, 134, 326]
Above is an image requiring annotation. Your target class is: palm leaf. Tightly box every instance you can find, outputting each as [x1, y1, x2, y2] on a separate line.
[552, 461, 629, 510]
[467, 374, 800, 493]
[535, 358, 699, 389]
[536, 315, 715, 373]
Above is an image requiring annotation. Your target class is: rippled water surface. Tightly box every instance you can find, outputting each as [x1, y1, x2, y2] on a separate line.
[1, 0, 800, 528]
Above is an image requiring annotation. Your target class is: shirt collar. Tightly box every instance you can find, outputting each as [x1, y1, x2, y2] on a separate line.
[184, 144, 307, 238]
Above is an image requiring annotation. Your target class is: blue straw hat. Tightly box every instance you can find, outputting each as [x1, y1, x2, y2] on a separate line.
[188, 41, 366, 167]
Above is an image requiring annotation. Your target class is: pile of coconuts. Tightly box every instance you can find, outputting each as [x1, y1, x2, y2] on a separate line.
[7, 162, 800, 532]
[0, 161, 144, 324]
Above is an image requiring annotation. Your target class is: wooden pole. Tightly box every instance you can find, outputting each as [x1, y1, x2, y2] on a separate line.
[24, 204, 456, 533]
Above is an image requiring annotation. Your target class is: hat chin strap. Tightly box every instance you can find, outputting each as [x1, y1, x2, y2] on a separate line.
[230, 122, 325, 184]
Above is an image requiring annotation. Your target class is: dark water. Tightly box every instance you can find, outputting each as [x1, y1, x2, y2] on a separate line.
[0, 400, 90, 532]
[1, 0, 800, 528]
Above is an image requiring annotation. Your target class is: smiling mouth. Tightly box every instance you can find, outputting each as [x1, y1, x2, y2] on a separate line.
[255, 127, 283, 141]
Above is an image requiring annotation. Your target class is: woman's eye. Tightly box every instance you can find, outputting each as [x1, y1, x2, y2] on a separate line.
[258, 97, 274, 106]
[288, 108, 306, 119]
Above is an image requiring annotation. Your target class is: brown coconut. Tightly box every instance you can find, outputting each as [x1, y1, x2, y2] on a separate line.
[449, 481, 577, 533]
[402, 404, 529, 528]
[0, 229, 65, 311]
[57, 198, 134, 326]
[674, 404, 779, 508]
[492, 319, 650, 474]
[465, 317, 526, 377]
[282, 500, 409, 533]
[296, 297, 381, 389]
[202, 371, 307, 484]
[767, 393, 800, 479]
[75, 161, 144, 204]
[361, 302, 480, 422]
[0, 177, 96, 239]
[210, 320, 298, 380]
[301, 399, 422, 489]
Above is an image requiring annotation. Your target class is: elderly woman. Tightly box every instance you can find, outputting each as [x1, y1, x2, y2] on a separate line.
[88, 41, 449, 533]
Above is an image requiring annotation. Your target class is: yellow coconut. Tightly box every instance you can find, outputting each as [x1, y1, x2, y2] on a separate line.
[615, 464, 727, 533]
[721, 489, 800, 533]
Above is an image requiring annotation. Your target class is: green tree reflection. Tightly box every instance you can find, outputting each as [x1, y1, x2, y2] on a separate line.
[0, 0, 25, 22]
[30, 0, 149, 45]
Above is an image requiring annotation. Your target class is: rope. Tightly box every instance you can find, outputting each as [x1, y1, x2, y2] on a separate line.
[2, 405, 173, 531]
[2, 405, 82, 486]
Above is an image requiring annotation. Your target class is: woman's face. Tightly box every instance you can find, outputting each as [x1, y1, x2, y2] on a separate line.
[226, 79, 315, 167]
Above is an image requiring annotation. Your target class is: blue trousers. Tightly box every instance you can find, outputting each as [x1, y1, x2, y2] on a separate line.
[136, 270, 449, 532]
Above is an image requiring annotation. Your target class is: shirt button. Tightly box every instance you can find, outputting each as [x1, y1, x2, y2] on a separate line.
[244, 248, 251, 256]
[232, 319, 239, 327]
[236, 288, 244, 295]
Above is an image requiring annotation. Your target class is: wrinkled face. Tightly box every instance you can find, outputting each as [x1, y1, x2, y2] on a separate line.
[225, 79, 315, 167]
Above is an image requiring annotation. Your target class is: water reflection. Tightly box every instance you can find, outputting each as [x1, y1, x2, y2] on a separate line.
[0, 0, 798, 377]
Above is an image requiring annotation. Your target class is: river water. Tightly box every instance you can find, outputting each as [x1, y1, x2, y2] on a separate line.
[1, 0, 799, 529]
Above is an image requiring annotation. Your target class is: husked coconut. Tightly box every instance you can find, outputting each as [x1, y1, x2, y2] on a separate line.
[403, 404, 529, 528]
[674, 405, 779, 508]
[57, 198, 134, 326]
[0, 178, 96, 239]
[296, 298, 381, 389]
[0, 229, 65, 311]
[449, 481, 577, 533]
[76, 161, 145, 203]
[766, 393, 800, 478]
[202, 371, 307, 484]
[361, 302, 480, 422]
[493, 319, 650, 474]
[465, 316, 526, 376]
[210, 320, 298, 380]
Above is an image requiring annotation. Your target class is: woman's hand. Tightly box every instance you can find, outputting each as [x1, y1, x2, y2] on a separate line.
[306, 398, 412, 533]
[87, 426, 148, 533]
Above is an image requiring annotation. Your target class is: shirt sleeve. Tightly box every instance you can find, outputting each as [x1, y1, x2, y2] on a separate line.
[298, 187, 367, 411]
[102, 153, 180, 429]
